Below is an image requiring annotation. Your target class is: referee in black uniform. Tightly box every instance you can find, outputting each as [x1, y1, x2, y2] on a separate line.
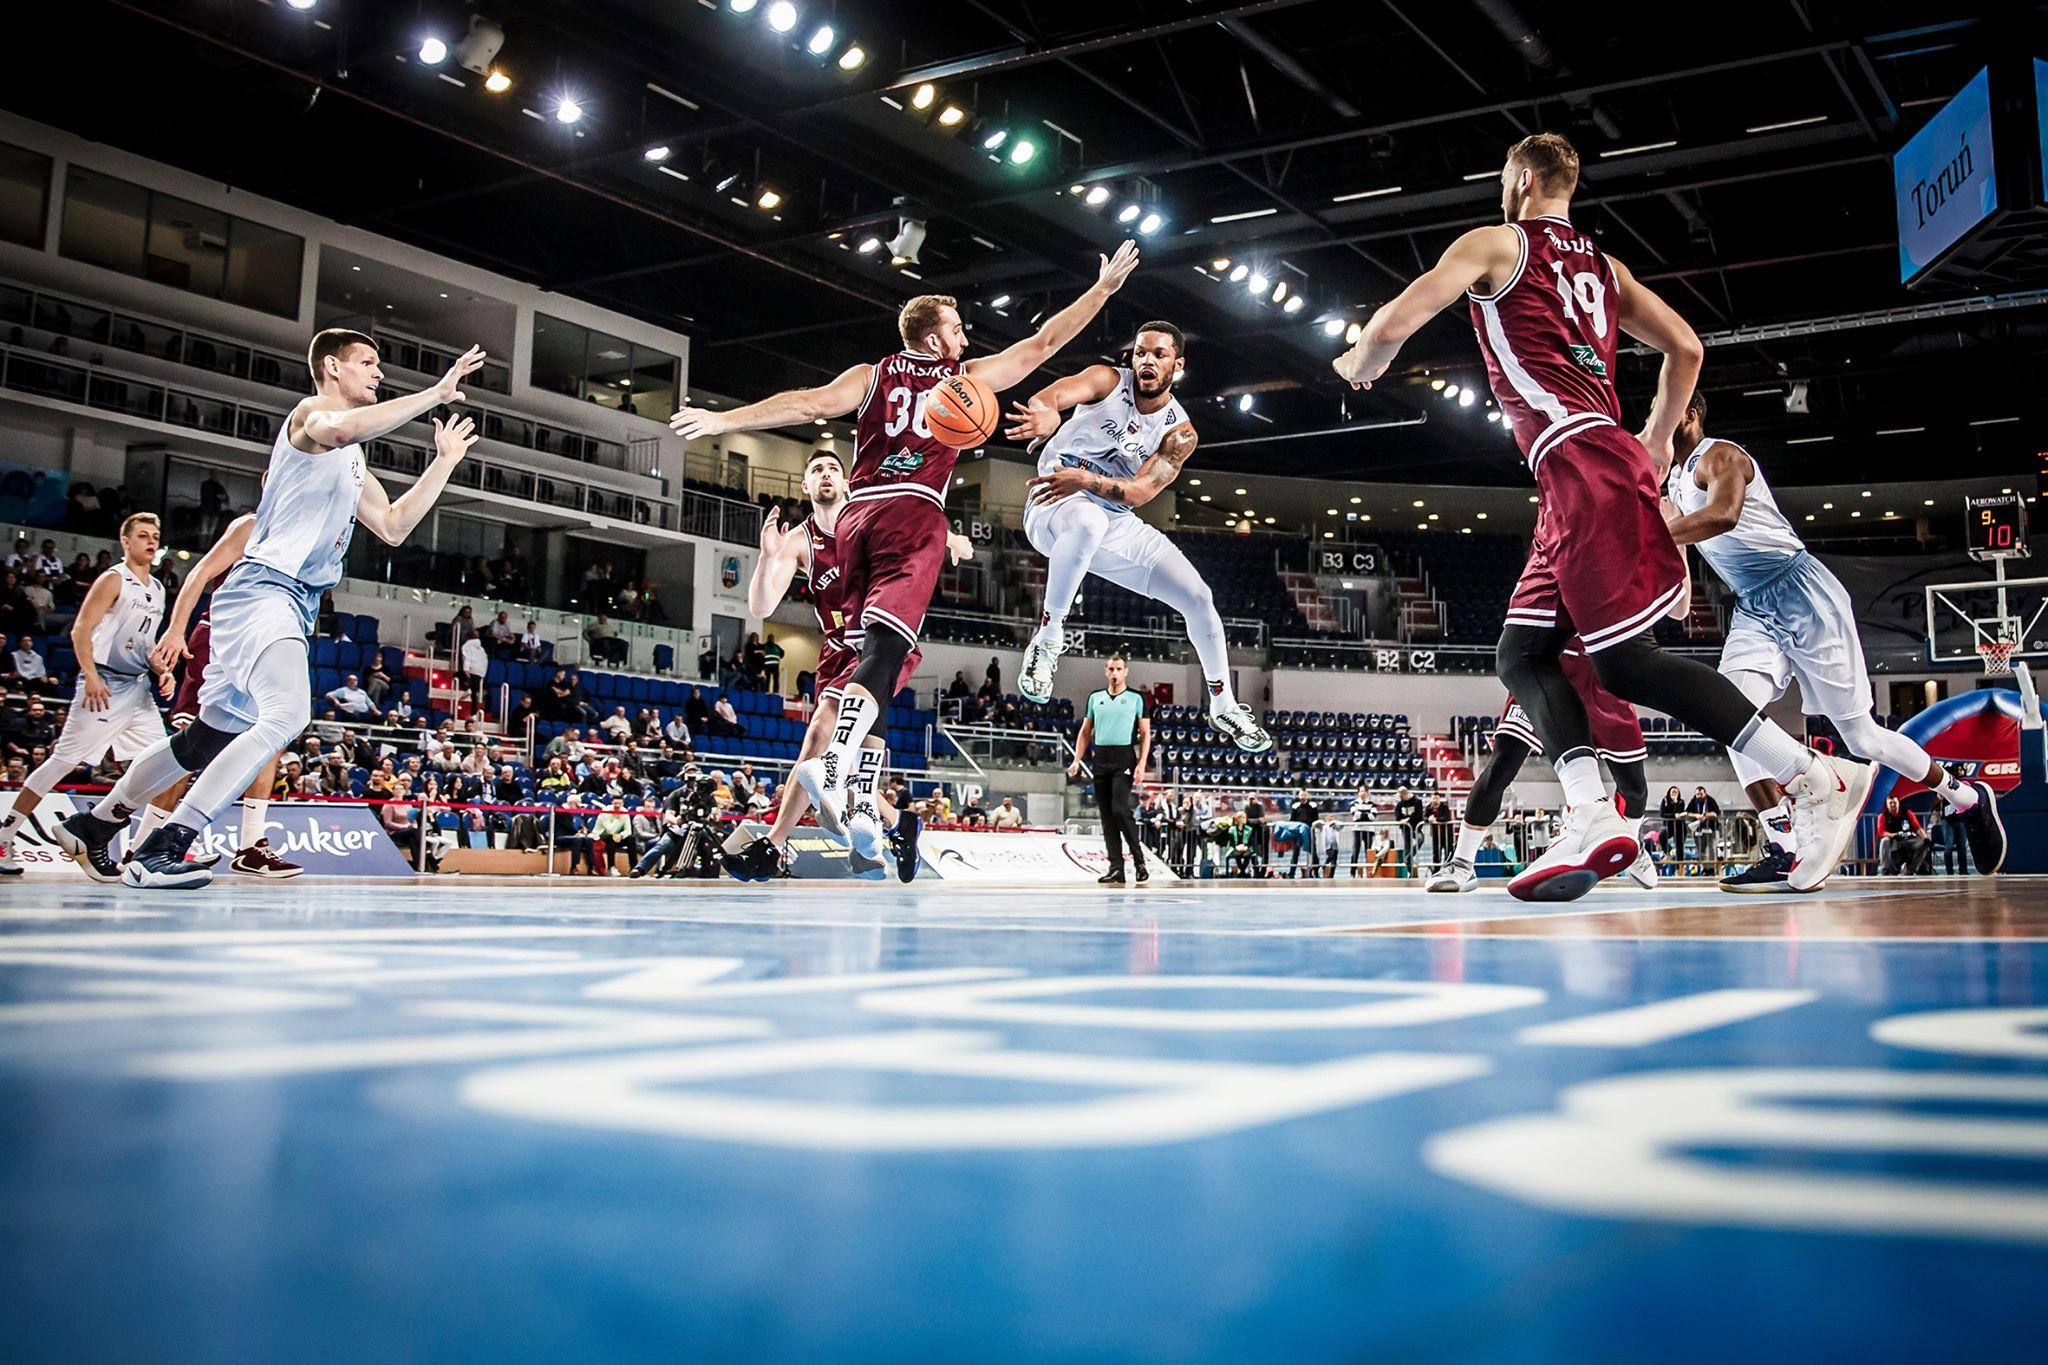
[1069, 652, 1152, 884]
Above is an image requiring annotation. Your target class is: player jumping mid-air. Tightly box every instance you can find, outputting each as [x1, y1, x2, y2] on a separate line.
[1665, 391, 2004, 888]
[1334, 132, 1871, 901]
[672, 241, 1140, 872]
[59, 329, 485, 888]
[1005, 319, 1270, 753]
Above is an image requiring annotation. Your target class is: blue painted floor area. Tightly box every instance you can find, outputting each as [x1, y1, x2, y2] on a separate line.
[2, 877, 2046, 1362]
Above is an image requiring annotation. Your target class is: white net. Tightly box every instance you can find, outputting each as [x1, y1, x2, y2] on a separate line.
[1977, 638, 2017, 676]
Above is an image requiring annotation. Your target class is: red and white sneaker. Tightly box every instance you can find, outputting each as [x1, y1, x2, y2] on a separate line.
[1786, 751, 1875, 892]
[229, 839, 303, 879]
[1508, 801, 1640, 903]
[0, 841, 20, 877]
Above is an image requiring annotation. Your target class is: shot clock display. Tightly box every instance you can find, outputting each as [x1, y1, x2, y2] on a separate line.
[1966, 492, 2029, 562]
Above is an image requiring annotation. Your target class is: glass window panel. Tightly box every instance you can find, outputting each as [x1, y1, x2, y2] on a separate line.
[59, 168, 148, 274]
[0, 142, 51, 248]
[144, 192, 230, 298]
[627, 344, 677, 420]
[222, 216, 302, 317]
[581, 326, 633, 411]
[530, 313, 585, 397]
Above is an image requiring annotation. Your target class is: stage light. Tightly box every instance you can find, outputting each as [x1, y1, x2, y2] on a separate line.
[767, 2, 798, 34]
[1211, 258, 1231, 272]
[756, 188, 782, 210]
[1283, 296, 1304, 314]
[1345, 323, 1363, 344]
[856, 236, 881, 254]
[1443, 383, 1460, 400]
[418, 37, 449, 65]
[1430, 377, 1445, 391]
[1322, 318, 1344, 336]
[937, 105, 966, 128]
[1270, 280, 1288, 303]
[643, 145, 672, 163]
[1117, 204, 1142, 224]
[989, 295, 1011, 309]
[1228, 264, 1249, 283]
[982, 127, 1009, 151]
[554, 95, 583, 124]
[886, 217, 926, 265]
[729, 0, 759, 10]
[1247, 273, 1269, 296]
[1458, 388, 1476, 408]
[1237, 394, 1254, 413]
[483, 69, 512, 93]
[455, 15, 506, 74]
[1137, 212, 1163, 234]
[910, 83, 937, 110]
[837, 45, 866, 71]
[286, 0, 316, 9]
[1009, 139, 1037, 164]
[1084, 186, 1110, 206]
[807, 25, 835, 54]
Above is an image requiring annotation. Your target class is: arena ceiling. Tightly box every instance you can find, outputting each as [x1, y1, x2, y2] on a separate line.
[6, 0, 2045, 489]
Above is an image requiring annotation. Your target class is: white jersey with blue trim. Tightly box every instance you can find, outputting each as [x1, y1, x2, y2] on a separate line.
[1667, 435, 1805, 597]
[242, 414, 367, 590]
[90, 562, 163, 676]
[1036, 368, 1189, 515]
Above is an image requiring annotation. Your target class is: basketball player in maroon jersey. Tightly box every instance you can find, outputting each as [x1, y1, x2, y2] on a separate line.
[673, 241, 1139, 868]
[1334, 133, 1870, 899]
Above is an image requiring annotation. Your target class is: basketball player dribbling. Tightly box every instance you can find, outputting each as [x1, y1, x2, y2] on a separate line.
[671, 241, 1140, 870]
[1003, 319, 1270, 753]
[1335, 132, 1871, 900]
[1665, 391, 2005, 887]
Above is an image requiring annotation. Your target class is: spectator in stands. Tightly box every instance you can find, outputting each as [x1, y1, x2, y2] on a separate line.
[599, 705, 633, 743]
[696, 637, 716, 682]
[488, 611, 517, 658]
[958, 794, 988, 828]
[577, 760, 611, 798]
[585, 613, 627, 666]
[382, 778, 423, 866]
[947, 671, 971, 701]
[450, 604, 479, 660]
[517, 620, 544, 662]
[586, 801, 632, 876]
[0, 572, 36, 638]
[1346, 787, 1378, 878]
[199, 470, 229, 539]
[683, 686, 712, 735]
[316, 592, 341, 638]
[2, 699, 56, 762]
[985, 656, 1002, 695]
[541, 670, 578, 722]
[273, 757, 303, 799]
[363, 655, 393, 708]
[615, 581, 639, 618]
[1223, 812, 1261, 878]
[2, 758, 22, 788]
[324, 674, 376, 721]
[424, 721, 463, 772]
[494, 545, 529, 601]
[555, 794, 597, 875]
[458, 633, 489, 705]
[1474, 834, 1512, 878]
[1393, 786, 1424, 876]
[710, 692, 745, 739]
[990, 796, 1024, 830]
[538, 757, 573, 796]
[385, 692, 415, 726]
[33, 540, 62, 579]
[1686, 785, 1722, 859]
[761, 635, 785, 693]
[651, 707, 690, 750]
[741, 633, 766, 689]
[544, 727, 585, 767]
[1660, 786, 1687, 860]
[0, 635, 14, 688]
[366, 760, 398, 799]
[10, 638, 55, 697]
[62, 554, 94, 608]
[319, 748, 351, 797]
[19, 571, 53, 629]
[1315, 813, 1343, 879]
[65, 482, 99, 532]
[462, 557, 495, 595]
[1425, 793, 1454, 867]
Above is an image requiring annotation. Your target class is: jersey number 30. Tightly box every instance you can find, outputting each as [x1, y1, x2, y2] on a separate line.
[1548, 261, 1609, 339]
[883, 387, 932, 440]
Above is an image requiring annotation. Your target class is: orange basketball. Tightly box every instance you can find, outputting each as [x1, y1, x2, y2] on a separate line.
[925, 372, 1000, 449]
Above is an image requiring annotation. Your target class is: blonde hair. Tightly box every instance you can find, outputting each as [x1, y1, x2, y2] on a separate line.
[1507, 132, 1580, 197]
[119, 512, 160, 538]
[897, 294, 958, 351]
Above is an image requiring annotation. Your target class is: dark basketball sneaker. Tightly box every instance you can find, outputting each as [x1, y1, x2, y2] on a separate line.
[887, 810, 923, 883]
[1098, 869, 1127, 886]
[1719, 844, 1794, 893]
[54, 810, 126, 884]
[1134, 865, 1150, 884]
[229, 840, 302, 879]
[1956, 781, 2006, 875]
[121, 823, 212, 890]
[724, 837, 784, 884]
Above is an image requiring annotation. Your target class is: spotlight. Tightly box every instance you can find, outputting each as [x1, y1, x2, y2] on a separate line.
[981, 127, 1009, 151]
[1084, 186, 1110, 206]
[1430, 377, 1445, 391]
[1443, 384, 1460, 400]
[807, 25, 835, 54]
[1270, 280, 1288, 303]
[1321, 318, 1345, 336]
[1458, 388, 1476, 408]
[937, 105, 966, 128]
[417, 37, 449, 66]
[1237, 394, 1254, 413]
[286, 0, 317, 9]
[554, 95, 583, 124]
[756, 188, 782, 210]
[1283, 296, 1304, 314]
[729, 0, 759, 10]
[856, 237, 881, 254]
[483, 69, 512, 93]
[643, 145, 672, 163]
[886, 216, 927, 265]
[989, 294, 1011, 309]
[1009, 139, 1037, 164]
[1247, 273, 1269, 295]
[1228, 264, 1249, 283]
[1138, 212, 1163, 235]
[1211, 258, 1231, 272]
[837, 45, 867, 71]
[1117, 203, 1142, 224]
[767, 2, 798, 34]
[454, 14, 506, 74]
[910, 83, 937, 110]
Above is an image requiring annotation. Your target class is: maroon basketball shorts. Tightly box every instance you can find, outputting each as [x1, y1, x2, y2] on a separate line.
[1497, 640, 1647, 762]
[835, 493, 949, 649]
[816, 638, 922, 702]
[1504, 420, 1687, 654]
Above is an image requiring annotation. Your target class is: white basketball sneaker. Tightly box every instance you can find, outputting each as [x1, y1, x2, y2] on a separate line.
[1508, 801, 1639, 903]
[1786, 751, 1875, 892]
[792, 754, 849, 838]
[1019, 627, 1064, 703]
[0, 841, 20, 876]
[1623, 845, 1659, 889]
[1425, 859, 1476, 893]
[1208, 699, 1273, 753]
[846, 808, 887, 880]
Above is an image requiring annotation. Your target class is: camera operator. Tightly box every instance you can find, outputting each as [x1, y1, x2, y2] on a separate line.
[630, 766, 725, 878]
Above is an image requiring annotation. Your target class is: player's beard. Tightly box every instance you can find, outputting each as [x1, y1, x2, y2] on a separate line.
[1134, 371, 1169, 398]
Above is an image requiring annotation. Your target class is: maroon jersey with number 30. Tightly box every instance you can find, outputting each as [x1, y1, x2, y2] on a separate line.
[849, 349, 965, 512]
[1468, 215, 1623, 474]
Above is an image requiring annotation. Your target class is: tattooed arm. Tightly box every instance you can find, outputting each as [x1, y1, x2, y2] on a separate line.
[1025, 422, 1199, 509]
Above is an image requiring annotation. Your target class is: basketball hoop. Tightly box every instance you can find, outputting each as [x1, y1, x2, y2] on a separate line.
[1978, 637, 2018, 676]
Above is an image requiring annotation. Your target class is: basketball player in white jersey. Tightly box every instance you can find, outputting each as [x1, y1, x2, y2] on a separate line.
[0, 513, 175, 876]
[1005, 321, 1271, 753]
[1666, 391, 2005, 886]
[58, 329, 485, 888]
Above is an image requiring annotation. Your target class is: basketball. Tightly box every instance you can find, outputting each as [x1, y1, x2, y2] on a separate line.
[924, 373, 1000, 448]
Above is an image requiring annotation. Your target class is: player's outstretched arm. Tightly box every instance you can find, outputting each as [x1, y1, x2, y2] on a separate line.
[356, 415, 480, 546]
[301, 346, 486, 452]
[1334, 227, 1517, 389]
[1611, 256, 1704, 476]
[967, 242, 1140, 393]
[1662, 442, 1750, 546]
[151, 513, 256, 674]
[1028, 422, 1197, 509]
[69, 571, 123, 712]
[1002, 365, 1122, 445]
[669, 365, 872, 440]
[747, 509, 807, 619]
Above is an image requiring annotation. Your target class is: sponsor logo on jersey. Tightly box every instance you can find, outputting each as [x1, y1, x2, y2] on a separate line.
[1568, 343, 1608, 377]
[812, 566, 840, 592]
[878, 449, 927, 476]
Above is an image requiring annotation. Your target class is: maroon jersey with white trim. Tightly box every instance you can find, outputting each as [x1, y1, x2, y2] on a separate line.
[1467, 216, 1623, 470]
[803, 514, 855, 665]
[849, 350, 965, 509]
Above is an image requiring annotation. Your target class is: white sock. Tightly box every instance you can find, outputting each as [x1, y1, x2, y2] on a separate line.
[1732, 714, 1813, 786]
[133, 805, 171, 846]
[240, 798, 269, 849]
[1554, 751, 1607, 809]
[822, 690, 879, 789]
[0, 809, 25, 844]
[1922, 763, 1977, 812]
[847, 744, 885, 821]
[1759, 797, 1795, 853]
[1453, 822, 1486, 865]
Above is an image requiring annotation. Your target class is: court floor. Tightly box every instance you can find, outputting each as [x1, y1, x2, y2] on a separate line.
[2, 874, 2045, 1362]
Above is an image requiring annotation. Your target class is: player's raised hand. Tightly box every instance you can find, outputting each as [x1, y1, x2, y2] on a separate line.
[432, 414, 479, 462]
[1004, 398, 1059, 444]
[759, 506, 796, 558]
[1096, 239, 1140, 294]
[149, 633, 187, 675]
[435, 345, 488, 405]
[1332, 346, 1380, 390]
[669, 403, 731, 440]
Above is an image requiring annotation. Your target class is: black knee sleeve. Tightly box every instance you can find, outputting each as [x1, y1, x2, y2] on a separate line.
[848, 624, 912, 703]
[1588, 636, 1757, 747]
[1608, 758, 1648, 822]
[1495, 624, 1593, 757]
[1464, 733, 1532, 828]
[169, 719, 238, 770]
